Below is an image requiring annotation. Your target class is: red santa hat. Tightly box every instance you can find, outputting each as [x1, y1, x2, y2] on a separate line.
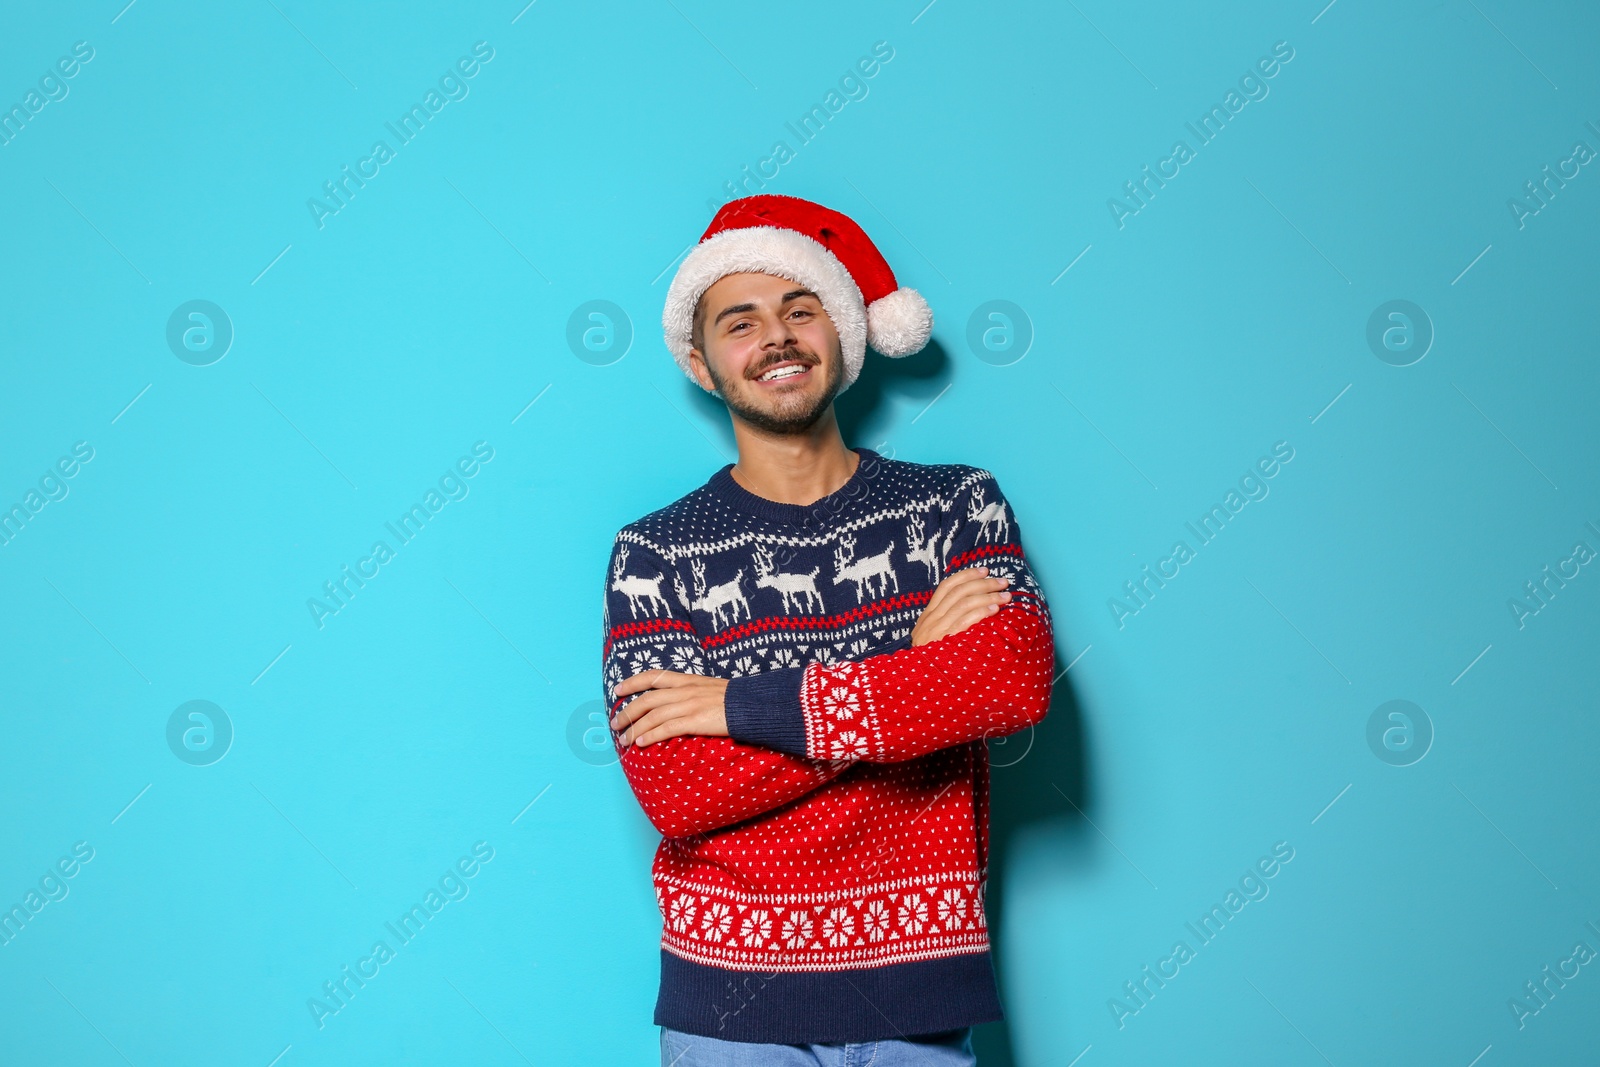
[662, 194, 933, 392]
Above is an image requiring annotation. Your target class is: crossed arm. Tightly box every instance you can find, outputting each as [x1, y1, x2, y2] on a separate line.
[610, 564, 1022, 749]
[600, 472, 1055, 838]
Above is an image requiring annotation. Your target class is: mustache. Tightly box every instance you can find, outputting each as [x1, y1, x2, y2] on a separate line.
[748, 348, 818, 378]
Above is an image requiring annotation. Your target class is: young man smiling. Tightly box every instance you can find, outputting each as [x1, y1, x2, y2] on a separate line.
[601, 194, 1055, 1065]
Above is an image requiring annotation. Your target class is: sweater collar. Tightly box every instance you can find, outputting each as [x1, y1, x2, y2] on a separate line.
[707, 447, 882, 528]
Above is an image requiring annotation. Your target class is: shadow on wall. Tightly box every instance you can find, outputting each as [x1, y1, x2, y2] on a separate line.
[974, 635, 1091, 1067]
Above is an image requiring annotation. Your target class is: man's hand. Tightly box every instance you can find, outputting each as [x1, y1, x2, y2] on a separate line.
[610, 670, 730, 748]
[911, 565, 1012, 648]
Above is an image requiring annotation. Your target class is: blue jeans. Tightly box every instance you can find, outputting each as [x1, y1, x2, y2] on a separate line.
[661, 1025, 976, 1066]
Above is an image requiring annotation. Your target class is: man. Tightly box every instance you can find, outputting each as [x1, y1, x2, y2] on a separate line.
[601, 194, 1055, 1065]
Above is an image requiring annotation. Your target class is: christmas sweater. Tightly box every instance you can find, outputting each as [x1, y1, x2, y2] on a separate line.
[600, 447, 1055, 1044]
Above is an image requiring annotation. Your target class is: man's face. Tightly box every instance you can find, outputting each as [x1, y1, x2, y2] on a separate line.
[689, 271, 845, 435]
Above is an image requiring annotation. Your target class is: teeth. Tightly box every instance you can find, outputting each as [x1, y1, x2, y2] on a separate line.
[760, 364, 806, 382]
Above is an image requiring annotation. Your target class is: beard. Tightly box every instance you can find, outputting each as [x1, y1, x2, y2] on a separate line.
[707, 343, 844, 435]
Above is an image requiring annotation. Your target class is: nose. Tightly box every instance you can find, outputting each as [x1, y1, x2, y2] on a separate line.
[758, 309, 797, 351]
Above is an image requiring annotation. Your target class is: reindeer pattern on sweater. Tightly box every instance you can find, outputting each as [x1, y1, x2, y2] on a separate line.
[605, 457, 1040, 683]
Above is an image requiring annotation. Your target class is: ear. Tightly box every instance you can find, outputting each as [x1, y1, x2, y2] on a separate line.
[686, 346, 717, 393]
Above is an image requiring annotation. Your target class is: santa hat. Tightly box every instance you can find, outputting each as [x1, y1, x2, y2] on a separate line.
[662, 194, 933, 392]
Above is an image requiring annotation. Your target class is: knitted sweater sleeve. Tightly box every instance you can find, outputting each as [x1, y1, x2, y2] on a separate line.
[722, 470, 1055, 763]
[602, 533, 853, 839]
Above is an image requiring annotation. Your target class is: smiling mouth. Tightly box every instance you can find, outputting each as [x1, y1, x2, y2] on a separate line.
[754, 361, 814, 384]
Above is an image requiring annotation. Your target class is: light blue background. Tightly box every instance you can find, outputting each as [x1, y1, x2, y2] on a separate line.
[1, 1, 1596, 1064]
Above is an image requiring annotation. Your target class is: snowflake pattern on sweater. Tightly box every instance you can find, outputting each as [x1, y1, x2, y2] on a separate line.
[601, 448, 1054, 1041]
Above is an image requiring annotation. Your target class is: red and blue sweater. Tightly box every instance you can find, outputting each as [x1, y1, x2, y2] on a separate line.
[600, 448, 1055, 1044]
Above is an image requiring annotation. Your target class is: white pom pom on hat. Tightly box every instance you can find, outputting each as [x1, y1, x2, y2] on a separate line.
[662, 194, 933, 392]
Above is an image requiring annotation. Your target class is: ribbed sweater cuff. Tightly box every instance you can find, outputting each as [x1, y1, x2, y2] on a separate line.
[724, 667, 807, 757]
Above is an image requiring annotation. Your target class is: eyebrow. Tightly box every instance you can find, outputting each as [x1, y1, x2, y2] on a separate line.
[711, 289, 819, 328]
